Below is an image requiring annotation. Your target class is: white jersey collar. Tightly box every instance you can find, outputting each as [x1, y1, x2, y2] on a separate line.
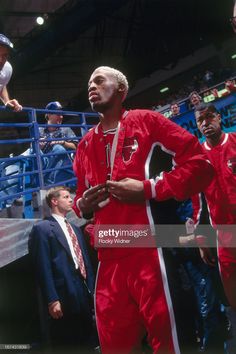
[204, 133, 228, 150]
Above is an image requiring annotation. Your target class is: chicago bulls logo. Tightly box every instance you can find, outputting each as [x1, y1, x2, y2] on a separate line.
[122, 137, 138, 162]
[227, 157, 236, 174]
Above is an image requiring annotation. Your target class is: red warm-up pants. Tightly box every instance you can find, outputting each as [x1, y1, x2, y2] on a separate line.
[95, 248, 180, 354]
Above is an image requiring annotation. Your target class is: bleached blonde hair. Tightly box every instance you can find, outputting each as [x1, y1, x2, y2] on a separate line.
[94, 66, 129, 101]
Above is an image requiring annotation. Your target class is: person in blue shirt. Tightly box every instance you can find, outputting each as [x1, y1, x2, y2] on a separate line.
[39, 101, 77, 184]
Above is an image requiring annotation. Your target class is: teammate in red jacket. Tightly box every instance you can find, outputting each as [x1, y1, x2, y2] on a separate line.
[194, 103, 236, 311]
[73, 66, 214, 354]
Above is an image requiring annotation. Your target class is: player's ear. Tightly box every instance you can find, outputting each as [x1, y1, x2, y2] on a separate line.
[118, 83, 125, 93]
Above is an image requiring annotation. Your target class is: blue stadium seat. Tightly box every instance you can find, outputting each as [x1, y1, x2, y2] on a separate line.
[0, 158, 33, 210]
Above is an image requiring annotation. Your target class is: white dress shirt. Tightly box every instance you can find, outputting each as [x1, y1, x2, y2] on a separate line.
[52, 213, 79, 269]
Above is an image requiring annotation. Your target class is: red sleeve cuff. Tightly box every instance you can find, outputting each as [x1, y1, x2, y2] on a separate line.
[143, 179, 156, 200]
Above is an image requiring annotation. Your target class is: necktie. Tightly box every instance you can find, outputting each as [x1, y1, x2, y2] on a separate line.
[65, 219, 86, 279]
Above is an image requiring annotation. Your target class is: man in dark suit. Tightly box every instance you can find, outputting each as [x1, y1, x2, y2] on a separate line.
[29, 186, 97, 352]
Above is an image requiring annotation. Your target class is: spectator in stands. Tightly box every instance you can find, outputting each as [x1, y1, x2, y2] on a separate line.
[40, 101, 77, 184]
[194, 103, 236, 311]
[170, 103, 181, 120]
[29, 186, 97, 352]
[210, 79, 236, 100]
[73, 65, 214, 354]
[222, 79, 236, 96]
[0, 34, 22, 111]
[189, 91, 202, 110]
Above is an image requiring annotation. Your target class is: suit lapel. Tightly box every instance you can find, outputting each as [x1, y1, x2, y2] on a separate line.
[47, 217, 90, 281]
[48, 216, 72, 259]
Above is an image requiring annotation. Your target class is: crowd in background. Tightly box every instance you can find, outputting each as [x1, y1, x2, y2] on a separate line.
[151, 65, 236, 112]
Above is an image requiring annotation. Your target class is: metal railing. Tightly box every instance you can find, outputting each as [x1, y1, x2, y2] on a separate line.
[0, 106, 99, 218]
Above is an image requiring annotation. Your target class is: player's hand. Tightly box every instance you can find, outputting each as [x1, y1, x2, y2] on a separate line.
[107, 178, 145, 203]
[79, 184, 110, 215]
